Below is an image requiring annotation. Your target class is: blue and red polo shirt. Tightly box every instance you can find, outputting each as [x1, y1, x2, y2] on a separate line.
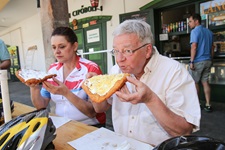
[41, 56, 106, 125]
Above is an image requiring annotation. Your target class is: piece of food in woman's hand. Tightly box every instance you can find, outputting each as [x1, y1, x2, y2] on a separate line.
[82, 73, 130, 103]
[15, 69, 57, 84]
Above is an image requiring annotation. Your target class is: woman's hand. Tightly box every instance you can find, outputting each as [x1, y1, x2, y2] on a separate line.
[42, 77, 70, 96]
[25, 82, 40, 89]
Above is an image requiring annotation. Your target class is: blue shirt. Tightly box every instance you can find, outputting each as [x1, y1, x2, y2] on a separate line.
[0, 39, 10, 61]
[190, 25, 213, 62]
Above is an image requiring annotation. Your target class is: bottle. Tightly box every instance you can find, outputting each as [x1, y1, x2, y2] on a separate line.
[170, 23, 173, 32]
[167, 24, 170, 33]
[173, 23, 176, 32]
[165, 24, 168, 33]
[178, 21, 181, 32]
[181, 21, 184, 31]
[183, 21, 187, 31]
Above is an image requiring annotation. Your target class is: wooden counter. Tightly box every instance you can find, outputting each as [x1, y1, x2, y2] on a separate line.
[12, 102, 97, 150]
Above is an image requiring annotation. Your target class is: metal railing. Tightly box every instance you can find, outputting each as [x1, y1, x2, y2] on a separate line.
[77, 49, 112, 57]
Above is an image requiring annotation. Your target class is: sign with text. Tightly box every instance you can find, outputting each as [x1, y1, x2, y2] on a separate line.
[159, 34, 169, 41]
[200, 0, 225, 27]
[87, 28, 100, 43]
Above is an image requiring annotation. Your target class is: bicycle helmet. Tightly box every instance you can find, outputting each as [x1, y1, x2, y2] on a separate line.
[153, 135, 225, 150]
[0, 108, 56, 150]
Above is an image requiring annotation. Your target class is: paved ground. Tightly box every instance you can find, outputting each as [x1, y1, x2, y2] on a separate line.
[6, 80, 225, 143]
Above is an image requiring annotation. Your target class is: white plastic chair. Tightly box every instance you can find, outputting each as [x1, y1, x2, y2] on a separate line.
[24, 45, 37, 69]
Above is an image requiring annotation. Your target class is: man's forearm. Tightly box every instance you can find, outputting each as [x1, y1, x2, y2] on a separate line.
[190, 43, 197, 61]
[146, 95, 193, 136]
[0, 60, 11, 69]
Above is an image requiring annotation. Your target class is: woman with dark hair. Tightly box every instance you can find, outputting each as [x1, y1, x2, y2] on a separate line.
[27, 27, 106, 127]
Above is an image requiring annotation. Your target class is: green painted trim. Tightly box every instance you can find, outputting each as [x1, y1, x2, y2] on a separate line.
[69, 15, 112, 30]
[140, 0, 163, 10]
[140, 0, 208, 11]
[78, 15, 112, 23]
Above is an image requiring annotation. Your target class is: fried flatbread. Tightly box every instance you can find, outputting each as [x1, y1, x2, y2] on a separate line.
[82, 73, 130, 103]
[15, 69, 56, 84]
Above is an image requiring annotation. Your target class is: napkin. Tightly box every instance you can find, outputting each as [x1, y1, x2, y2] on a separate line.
[49, 116, 71, 129]
[68, 127, 153, 150]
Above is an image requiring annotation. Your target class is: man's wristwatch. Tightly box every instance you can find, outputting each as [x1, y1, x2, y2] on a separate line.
[189, 61, 194, 64]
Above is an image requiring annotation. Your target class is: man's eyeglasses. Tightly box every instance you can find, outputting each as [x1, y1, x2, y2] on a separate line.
[111, 43, 150, 57]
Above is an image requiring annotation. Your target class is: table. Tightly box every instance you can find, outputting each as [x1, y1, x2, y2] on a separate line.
[12, 102, 97, 150]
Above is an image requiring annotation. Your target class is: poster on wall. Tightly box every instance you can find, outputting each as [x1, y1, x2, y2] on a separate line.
[7, 46, 20, 81]
[87, 28, 100, 43]
[200, 0, 225, 27]
[7, 46, 20, 67]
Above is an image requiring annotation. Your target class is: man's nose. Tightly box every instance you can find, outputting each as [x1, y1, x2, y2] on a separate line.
[116, 52, 126, 61]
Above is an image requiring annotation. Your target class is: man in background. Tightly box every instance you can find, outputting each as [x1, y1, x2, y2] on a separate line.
[0, 39, 11, 99]
[188, 13, 214, 112]
[0, 39, 11, 70]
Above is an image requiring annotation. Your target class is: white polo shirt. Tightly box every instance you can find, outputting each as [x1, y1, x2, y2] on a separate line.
[109, 49, 201, 145]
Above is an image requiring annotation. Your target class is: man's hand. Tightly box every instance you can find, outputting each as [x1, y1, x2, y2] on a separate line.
[86, 72, 98, 79]
[190, 63, 195, 70]
[115, 76, 154, 104]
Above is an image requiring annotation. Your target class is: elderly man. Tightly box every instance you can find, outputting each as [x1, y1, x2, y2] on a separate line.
[90, 19, 201, 146]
